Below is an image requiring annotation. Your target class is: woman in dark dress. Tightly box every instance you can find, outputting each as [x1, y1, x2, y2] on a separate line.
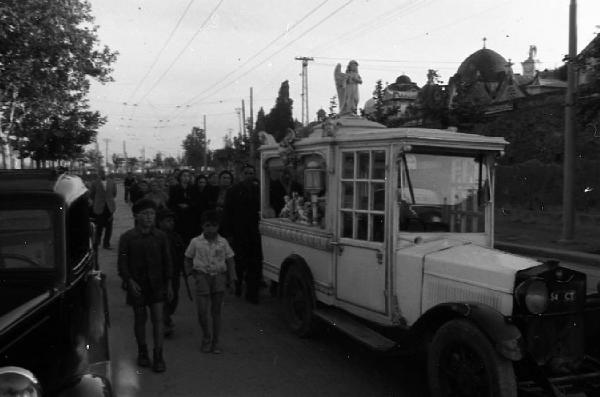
[210, 170, 234, 239]
[191, 174, 211, 236]
[167, 170, 196, 243]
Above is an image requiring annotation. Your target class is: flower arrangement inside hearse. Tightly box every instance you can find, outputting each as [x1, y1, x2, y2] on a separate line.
[278, 192, 326, 227]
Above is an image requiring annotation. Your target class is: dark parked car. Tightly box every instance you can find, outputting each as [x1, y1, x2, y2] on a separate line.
[0, 170, 111, 396]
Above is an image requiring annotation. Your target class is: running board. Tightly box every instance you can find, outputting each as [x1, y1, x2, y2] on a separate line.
[314, 307, 396, 352]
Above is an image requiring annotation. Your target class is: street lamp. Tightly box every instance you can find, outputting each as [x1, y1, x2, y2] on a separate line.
[304, 160, 325, 226]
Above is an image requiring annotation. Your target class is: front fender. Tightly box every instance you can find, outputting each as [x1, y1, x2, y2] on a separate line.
[414, 302, 523, 361]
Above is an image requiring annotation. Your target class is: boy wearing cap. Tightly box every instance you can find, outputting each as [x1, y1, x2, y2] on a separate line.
[184, 209, 236, 354]
[118, 199, 174, 372]
[156, 208, 186, 337]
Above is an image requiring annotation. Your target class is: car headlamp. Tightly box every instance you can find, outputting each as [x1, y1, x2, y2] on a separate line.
[525, 280, 549, 314]
[516, 279, 549, 315]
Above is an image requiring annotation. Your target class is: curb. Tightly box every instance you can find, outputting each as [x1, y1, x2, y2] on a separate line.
[495, 241, 600, 267]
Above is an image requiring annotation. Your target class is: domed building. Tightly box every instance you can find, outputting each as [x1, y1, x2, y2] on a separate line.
[363, 74, 420, 119]
[448, 44, 566, 114]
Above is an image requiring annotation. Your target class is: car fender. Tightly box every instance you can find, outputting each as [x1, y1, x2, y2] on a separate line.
[413, 302, 523, 361]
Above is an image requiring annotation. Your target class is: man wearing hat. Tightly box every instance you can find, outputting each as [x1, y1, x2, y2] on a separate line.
[156, 208, 186, 338]
[118, 199, 174, 373]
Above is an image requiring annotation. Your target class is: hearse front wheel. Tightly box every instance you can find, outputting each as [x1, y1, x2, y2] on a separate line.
[428, 319, 517, 397]
[282, 266, 316, 337]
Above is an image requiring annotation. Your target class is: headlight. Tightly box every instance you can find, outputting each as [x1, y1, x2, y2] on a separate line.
[516, 279, 549, 314]
[525, 280, 549, 314]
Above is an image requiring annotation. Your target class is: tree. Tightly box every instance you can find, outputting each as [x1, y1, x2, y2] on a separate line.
[426, 69, 442, 85]
[414, 70, 449, 128]
[163, 156, 178, 169]
[316, 108, 327, 122]
[448, 81, 487, 130]
[153, 152, 163, 168]
[182, 126, 209, 168]
[328, 96, 338, 117]
[83, 148, 103, 168]
[265, 81, 295, 142]
[255, 107, 267, 132]
[0, 0, 117, 167]
[365, 79, 385, 123]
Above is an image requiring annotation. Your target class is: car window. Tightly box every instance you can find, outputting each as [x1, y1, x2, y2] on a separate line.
[0, 210, 55, 269]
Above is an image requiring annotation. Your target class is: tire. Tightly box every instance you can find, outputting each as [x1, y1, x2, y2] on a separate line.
[281, 265, 316, 337]
[428, 319, 517, 397]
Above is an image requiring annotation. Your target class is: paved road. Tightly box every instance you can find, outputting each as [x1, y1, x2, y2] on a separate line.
[100, 187, 427, 397]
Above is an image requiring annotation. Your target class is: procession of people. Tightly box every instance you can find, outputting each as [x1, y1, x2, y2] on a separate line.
[109, 166, 262, 373]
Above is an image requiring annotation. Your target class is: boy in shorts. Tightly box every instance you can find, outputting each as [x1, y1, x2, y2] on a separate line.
[184, 209, 236, 354]
[118, 199, 173, 372]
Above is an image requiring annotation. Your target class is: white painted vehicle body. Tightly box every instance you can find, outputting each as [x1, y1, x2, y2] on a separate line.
[259, 118, 539, 328]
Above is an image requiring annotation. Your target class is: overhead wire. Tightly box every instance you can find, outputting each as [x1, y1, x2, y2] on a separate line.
[164, 0, 332, 124]
[134, 0, 225, 107]
[115, 0, 196, 125]
[126, 0, 196, 105]
[309, 0, 434, 55]
[172, 0, 355, 126]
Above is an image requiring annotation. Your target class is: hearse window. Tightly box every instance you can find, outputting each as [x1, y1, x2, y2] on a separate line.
[340, 150, 386, 242]
[0, 209, 55, 269]
[264, 154, 327, 228]
[398, 153, 489, 233]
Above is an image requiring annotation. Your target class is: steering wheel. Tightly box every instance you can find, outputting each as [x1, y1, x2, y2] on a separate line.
[0, 253, 43, 268]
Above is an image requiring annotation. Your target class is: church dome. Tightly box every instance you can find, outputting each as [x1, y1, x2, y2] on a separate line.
[395, 75, 412, 84]
[456, 48, 508, 83]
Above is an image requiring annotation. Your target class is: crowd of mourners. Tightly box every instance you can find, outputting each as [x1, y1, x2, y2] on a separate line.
[92, 165, 262, 373]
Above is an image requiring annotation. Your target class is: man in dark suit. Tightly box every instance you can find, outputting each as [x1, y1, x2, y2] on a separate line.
[90, 168, 117, 249]
[223, 164, 262, 303]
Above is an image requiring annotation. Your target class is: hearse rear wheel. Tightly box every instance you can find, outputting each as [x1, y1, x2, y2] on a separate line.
[282, 266, 316, 337]
[428, 319, 517, 397]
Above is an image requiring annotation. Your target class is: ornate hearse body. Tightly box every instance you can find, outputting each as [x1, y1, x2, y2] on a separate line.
[0, 170, 111, 396]
[259, 118, 600, 396]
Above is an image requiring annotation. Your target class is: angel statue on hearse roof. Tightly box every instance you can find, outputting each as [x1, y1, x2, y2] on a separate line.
[334, 60, 362, 116]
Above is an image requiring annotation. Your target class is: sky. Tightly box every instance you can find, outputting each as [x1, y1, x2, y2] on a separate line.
[87, 0, 600, 161]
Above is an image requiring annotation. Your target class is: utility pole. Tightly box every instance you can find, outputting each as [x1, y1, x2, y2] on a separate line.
[249, 87, 255, 166]
[561, 0, 577, 242]
[295, 56, 314, 126]
[102, 138, 110, 171]
[95, 140, 101, 170]
[141, 147, 146, 171]
[203, 115, 208, 172]
[241, 100, 246, 138]
[235, 107, 242, 135]
[122, 140, 127, 173]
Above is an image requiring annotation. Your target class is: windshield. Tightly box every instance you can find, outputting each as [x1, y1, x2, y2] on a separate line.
[0, 209, 56, 269]
[398, 153, 489, 233]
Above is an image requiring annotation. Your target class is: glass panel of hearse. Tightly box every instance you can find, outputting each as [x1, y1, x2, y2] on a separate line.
[397, 153, 489, 233]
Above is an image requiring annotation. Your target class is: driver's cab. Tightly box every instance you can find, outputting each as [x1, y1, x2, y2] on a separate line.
[395, 146, 494, 249]
[0, 171, 92, 317]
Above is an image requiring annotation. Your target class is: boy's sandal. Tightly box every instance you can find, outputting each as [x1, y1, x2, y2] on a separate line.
[211, 345, 222, 354]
